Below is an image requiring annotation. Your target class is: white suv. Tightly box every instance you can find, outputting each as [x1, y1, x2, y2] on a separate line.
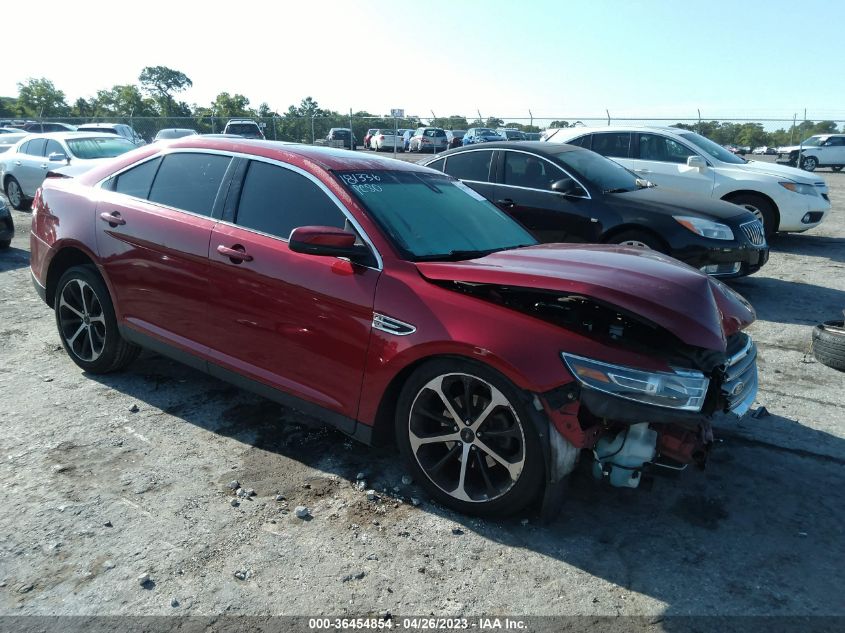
[544, 125, 830, 236]
[777, 134, 845, 172]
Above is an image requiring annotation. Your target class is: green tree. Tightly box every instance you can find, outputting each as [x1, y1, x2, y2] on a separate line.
[16, 78, 69, 117]
[485, 117, 504, 128]
[210, 92, 254, 119]
[93, 84, 151, 117]
[549, 120, 573, 128]
[139, 66, 193, 116]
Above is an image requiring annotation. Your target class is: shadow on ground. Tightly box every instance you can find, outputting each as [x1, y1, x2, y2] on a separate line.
[729, 276, 845, 326]
[0, 246, 30, 272]
[86, 352, 845, 621]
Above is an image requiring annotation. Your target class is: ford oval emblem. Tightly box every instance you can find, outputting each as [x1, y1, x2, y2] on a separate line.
[731, 381, 745, 397]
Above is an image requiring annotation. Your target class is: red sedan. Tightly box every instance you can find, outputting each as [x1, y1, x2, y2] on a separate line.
[30, 137, 758, 517]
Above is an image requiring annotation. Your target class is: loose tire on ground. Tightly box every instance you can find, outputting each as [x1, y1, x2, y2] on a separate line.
[812, 320, 845, 372]
[395, 358, 546, 517]
[55, 265, 141, 374]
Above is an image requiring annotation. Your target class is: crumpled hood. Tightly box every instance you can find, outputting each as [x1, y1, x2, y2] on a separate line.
[416, 244, 755, 352]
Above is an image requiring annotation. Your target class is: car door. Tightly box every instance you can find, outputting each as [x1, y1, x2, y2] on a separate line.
[823, 136, 845, 164]
[583, 132, 635, 171]
[633, 132, 715, 197]
[205, 158, 380, 420]
[96, 151, 234, 358]
[15, 138, 48, 197]
[492, 150, 596, 243]
[442, 148, 496, 201]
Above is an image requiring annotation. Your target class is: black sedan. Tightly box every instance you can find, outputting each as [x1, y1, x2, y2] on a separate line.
[0, 197, 13, 248]
[420, 142, 769, 278]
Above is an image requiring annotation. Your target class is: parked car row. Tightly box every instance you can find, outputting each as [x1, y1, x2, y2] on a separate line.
[30, 136, 761, 517]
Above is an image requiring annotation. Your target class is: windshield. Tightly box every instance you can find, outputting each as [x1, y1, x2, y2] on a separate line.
[799, 136, 823, 147]
[66, 137, 135, 159]
[336, 170, 536, 260]
[677, 132, 745, 164]
[555, 149, 641, 193]
[477, 129, 497, 136]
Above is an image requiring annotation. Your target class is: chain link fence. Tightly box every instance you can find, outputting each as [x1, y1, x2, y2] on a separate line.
[6, 114, 844, 148]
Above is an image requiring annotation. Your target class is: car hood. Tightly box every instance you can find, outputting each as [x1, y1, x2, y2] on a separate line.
[607, 187, 751, 222]
[735, 159, 827, 185]
[416, 244, 755, 352]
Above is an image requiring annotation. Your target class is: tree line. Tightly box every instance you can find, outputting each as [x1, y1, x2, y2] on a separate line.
[1, 66, 840, 147]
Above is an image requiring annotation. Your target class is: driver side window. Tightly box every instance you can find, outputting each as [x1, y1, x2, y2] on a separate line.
[639, 134, 695, 164]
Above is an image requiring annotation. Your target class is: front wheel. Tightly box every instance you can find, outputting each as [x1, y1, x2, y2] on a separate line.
[55, 265, 140, 373]
[608, 230, 665, 252]
[395, 359, 545, 517]
[801, 156, 818, 172]
[725, 193, 776, 238]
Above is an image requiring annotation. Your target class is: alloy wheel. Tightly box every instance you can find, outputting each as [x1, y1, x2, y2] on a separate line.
[58, 278, 107, 362]
[408, 373, 526, 503]
[739, 204, 765, 224]
[619, 239, 652, 249]
[802, 156, 818, 172]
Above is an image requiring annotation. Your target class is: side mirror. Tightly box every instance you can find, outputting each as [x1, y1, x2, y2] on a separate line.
[687, 155, 707, 170]
[289, 226, 373, 265]
[551, 177, 575, 194]
[48, 152, 69, 164]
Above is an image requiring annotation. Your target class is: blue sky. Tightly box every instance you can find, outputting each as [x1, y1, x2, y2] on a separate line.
[7, 0, 845, 125]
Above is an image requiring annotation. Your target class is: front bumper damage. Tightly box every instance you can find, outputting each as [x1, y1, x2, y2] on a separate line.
[538, 332, 759, 501]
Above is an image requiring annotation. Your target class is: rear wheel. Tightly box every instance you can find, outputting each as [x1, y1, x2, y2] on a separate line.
[395, 359, 545, 517]
[5, 177, 27, 210]
[725, 193, 776, 238]
[801, 155, 818, 172]
[55, 266, 140, 373]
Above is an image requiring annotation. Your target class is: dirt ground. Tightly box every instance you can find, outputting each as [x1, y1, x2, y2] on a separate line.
[0, 155, 843, 627]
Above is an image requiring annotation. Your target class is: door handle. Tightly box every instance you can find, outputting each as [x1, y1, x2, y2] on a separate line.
[217, 244, 253, 263]
[14, 161, 21, 166]
[634, 168, 650, 174]
[99, 211, 126, 226]
[496, 198, 515, 208]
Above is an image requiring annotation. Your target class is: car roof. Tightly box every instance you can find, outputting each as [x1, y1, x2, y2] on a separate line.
[77, 123, 125, 128]
[432, 140, 581, 158]
[548, 125, 688, 136]
[158, 137, 433, 172]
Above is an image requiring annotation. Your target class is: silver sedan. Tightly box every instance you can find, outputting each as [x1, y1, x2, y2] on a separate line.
[1, 132, 135, 209]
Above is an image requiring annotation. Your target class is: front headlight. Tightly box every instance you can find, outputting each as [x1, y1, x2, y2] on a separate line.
[562, 353, 710, 412]
[779, 181, 817, 196]
[673, 215, 734, 240]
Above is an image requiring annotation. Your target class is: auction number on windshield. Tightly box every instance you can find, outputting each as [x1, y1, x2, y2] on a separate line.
[340, 173, 382, 185]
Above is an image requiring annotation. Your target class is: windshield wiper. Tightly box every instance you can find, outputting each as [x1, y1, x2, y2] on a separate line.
[415, 244, 533, 262]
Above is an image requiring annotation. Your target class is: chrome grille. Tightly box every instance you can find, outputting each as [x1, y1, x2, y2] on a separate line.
[740, 220, 766, 246]
[721, 333, 758, 417]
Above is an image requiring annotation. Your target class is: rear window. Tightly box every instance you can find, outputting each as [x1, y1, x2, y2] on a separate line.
[66, 137, 135, 159]
[444, 150, 492, 182]
[148, 153, 231, 216]
[115, 157, 162, 199]
[425, 129, 446, 137]
[77, 126, 118, 135]
[331, 130, 351, 138]
[227, 123, 259, 133]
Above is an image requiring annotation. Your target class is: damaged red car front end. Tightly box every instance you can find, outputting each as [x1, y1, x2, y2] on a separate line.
[410, 244, 758, 491]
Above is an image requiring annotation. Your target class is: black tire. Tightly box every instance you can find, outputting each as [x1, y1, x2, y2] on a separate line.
[55, 265, 140, 373]
[800, 155, 818, 172]
[832, 166, 843, 172]
[0, 239, 10, 249]
[725, 193, 777, 238]
[5, 177, 28, 211]
[607, 229, 666, 253]
[395, 358, 546, 517]
[812, 320, 845, 372]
